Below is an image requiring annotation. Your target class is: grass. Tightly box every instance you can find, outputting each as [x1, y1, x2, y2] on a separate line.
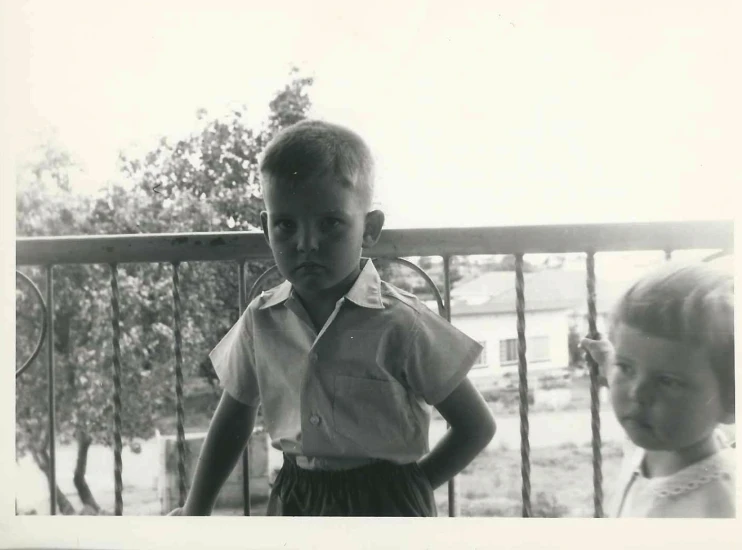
[475, 373, 606, 418]
[17, 407, 626, 517]
[213, 439, 623, 517]
[431, 439, 623, 517]
[18, 376, 632, 517]
[48, 440, 620, 517]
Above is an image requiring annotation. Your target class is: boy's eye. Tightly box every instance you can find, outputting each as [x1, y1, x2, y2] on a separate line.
[657, 375, 684, 389]
[321, 218, 342, 230]
[274, 220, 295, 231]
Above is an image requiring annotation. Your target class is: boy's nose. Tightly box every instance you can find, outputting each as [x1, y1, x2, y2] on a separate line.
[296, 228, 319, 252]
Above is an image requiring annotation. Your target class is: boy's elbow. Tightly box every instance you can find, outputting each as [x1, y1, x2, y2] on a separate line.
[473, 410, 496, 447]
[482, 413, 497, 444]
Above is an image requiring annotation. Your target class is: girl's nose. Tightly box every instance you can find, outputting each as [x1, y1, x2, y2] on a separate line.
[629, 378, 653, 405]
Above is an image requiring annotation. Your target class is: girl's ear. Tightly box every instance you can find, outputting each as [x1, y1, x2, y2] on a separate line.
[260, 211, 270, 244]
[362, 210, 385, 249]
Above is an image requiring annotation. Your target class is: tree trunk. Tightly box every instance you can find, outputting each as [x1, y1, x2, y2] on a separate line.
[73, 429, 101, 513]
[29, 445, 76, 515]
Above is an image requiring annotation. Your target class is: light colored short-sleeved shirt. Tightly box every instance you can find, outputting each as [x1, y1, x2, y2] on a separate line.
[609, 431, 736, 518]
[209, 260, 482, 470]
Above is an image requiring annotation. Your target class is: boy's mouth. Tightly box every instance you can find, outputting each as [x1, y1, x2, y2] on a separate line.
[295, 262, 324, 272]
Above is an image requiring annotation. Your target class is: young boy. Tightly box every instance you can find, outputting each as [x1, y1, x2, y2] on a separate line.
[170, 120, 496, 516]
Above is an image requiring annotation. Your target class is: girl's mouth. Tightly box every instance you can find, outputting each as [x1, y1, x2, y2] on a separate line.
[623, 415, 653, 432]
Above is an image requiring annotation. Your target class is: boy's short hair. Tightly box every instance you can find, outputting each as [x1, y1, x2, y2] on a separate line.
[259, 120, 375, 209]
[609, 262, 735, 416]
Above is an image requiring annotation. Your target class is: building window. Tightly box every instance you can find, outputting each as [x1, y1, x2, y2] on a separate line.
[472, 341, 488, 368]
[499, 339, 519, 366]
[499, 336, 550, 366]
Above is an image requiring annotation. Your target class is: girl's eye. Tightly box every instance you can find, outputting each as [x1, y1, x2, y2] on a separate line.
[615, 362, 633, 376]
[658, 376, 684, 389]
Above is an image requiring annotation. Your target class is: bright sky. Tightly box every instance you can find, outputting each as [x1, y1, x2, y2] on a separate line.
[4, 0, 741, 229]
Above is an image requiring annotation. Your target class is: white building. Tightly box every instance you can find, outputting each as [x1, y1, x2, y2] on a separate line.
[440, 270, 631, 384]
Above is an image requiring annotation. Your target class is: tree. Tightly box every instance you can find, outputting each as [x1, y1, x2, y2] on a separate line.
[396, 256, 464, 297]
[113, 71, 314, 389]
[480, 255, 540, 273]
[15, 70, 314, 514]
[16, 140, 184, 514]
[16, 136, 109, 514]
[567, 321, 586, 369]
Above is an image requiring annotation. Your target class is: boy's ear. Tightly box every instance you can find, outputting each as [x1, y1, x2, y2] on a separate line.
[362, 210, 385, 248]
[260, 211, 270, 244]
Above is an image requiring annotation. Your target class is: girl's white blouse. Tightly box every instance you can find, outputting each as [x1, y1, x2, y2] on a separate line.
[609, 431, 736, 518]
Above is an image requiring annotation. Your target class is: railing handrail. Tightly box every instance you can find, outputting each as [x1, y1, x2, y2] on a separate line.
[15, 220, 734, 266]
[15, 218, 734, 517]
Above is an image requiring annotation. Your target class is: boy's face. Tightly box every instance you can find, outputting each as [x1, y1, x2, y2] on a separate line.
[608, 323, 726, 453]
[260, 175, 382, 300]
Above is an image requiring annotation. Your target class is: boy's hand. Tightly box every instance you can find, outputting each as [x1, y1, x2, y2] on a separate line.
[580, 338, 615, 378]
[421, 378, 496, 489]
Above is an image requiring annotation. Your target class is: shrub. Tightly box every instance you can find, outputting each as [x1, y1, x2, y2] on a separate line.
[531, 492, 569, 518]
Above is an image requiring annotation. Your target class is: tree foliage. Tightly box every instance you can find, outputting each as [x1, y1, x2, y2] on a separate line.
[15, 70, 313, 514]
[16, 67, 554, 514]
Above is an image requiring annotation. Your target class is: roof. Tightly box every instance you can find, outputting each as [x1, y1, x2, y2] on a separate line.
[449, 269, 633, 317]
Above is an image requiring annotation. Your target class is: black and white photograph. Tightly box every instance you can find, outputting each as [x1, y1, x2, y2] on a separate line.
[2, 0, 739, 548]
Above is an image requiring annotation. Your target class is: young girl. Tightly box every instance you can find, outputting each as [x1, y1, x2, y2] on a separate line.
[169, 120, 496, 516]
[583, 262, 735, 517]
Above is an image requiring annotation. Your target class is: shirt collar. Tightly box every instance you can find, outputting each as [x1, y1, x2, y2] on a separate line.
[258, 259, 385, 310]
[258, 279, 293, 309]
[345, 259, 385, 309]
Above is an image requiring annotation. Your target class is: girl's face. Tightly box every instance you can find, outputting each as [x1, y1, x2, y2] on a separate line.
[609, 323, 726, 453]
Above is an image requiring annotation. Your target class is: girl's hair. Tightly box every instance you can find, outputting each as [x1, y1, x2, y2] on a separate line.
[259, 120, 375, 209]
[610, 261, 735, 417]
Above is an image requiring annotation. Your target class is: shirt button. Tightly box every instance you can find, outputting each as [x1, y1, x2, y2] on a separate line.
[309, 414, 321, 426]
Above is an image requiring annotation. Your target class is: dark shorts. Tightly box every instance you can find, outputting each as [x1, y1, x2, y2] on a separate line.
[267, 454, 437, 516]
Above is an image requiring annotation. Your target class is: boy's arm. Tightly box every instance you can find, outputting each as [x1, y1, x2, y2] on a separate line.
[418, 377, 496, 490]
[177, 391, 258, 515]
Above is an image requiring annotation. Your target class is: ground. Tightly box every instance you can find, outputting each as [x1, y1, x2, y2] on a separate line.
[433, 439, 623, 517]
[16, 409, 626, 517]
[205, 439, 624, 517]
[15, 376, 735, 517]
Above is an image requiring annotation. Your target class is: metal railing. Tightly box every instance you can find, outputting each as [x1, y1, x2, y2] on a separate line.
[15, 220, 733, 517]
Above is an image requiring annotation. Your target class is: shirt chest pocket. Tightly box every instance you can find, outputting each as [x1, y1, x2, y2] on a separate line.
[332, 375, 412, 457]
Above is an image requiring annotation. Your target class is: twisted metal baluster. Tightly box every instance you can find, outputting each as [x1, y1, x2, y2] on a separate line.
[515, 254, 531, 517]
[172, 262, 187, 507]
[585, 252, 603, 518]
[239, 260, 251, 516]
[109, 263, 124, 515]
